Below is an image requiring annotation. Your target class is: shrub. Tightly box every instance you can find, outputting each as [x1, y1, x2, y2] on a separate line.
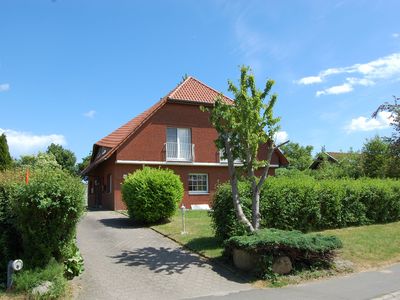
[122, 167, 184, 224]
[225, 228, 342, 278]
[211, 177, 400, 240]
[13, 259, 67, 299]
[61, 240, 84, 279]
[14, 167, 85, 267]
[0, 171, 22, 284]
[210, 181, 252, 241]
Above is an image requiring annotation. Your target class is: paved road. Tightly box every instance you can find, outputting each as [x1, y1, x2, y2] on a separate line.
[75, 210, 252, 300]
[194, 264, 400, 300]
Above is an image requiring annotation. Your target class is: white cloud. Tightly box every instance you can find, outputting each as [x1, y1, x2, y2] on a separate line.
[316, 83, 353, 96]
[392, 33, 400, 38]
[296, 52, 400, 96]
[0, 83, 10, 92]
[83, 110, 96, 118]
[296, 76, 322, 85]
[274, 131, 289, 145]
[0, 128, 66, 157]
[345, 111, 394, 133]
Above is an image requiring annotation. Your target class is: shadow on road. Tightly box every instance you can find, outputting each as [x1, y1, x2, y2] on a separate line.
[98, 217, 138, 229]
[110, 247, 249, 283]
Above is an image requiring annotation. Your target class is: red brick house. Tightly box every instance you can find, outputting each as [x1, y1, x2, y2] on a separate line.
[83, 77, 288, 210]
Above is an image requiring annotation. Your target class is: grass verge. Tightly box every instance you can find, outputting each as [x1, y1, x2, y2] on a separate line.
[152, 210, 400, 271]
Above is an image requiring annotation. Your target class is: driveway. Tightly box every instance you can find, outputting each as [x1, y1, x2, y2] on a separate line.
[75, 210, 252, 300]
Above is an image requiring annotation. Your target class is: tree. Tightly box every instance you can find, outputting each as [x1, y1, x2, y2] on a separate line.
[46, 143, 77, 174]
[373, 96, 400, 178]
[76, 152, 92, 180]
[16, 152, 61, 170]
[280, 142, 313, 171]
[0, 133, 12, 171]
[361, 136, 389, 178]
[373, 96, 400, 145]
[206, 66, 282, 232]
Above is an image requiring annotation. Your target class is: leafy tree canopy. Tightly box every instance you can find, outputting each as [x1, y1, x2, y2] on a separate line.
[205, 66, 281, 232]
[46, 143, 77, 174]
[280, 142, 313, 171]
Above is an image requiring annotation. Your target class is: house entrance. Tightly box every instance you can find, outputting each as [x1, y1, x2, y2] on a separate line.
[94, 177, 102, 208]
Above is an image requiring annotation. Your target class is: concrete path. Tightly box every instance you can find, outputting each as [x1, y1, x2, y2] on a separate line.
[75, 210, 252, 300]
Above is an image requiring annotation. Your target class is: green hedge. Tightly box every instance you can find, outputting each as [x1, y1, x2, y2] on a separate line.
[14, 168, 85, 268]
[122, 167, 184, 224]
[0, 171, 22, 284]
[211, 177, 400, 240]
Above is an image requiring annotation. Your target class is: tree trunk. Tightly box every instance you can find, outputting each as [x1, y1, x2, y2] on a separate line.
[225, 139, 254, 232]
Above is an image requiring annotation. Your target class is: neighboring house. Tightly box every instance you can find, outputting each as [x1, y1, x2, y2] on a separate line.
[309, 152, 350, 169]
[83, 77, 289, 210]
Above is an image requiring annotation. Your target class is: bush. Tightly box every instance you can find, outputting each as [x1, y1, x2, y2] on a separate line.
[14, 167, 85, 267]
[225, 228, 342, 278]
[211, 177, 400, 240]
[122, 167, 184, 224]
[13, 259, 67, 299]
[61, 240, 84, 279]
[0, 171, 22, 284]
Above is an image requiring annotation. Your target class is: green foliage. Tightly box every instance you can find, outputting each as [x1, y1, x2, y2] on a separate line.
[76, 152, 92, 180]
[280, 142, 313, 171]
[16, 152, 61, 170]
[361, 136, 389, 178]
[14, 167, 85, 267]
[62, 241, 84, 279]
[211, 177, 400, 240]
[210, 181, 253, 241]
[46, 143, 77, 174]
[225, 228, 342, 278]
[226, 228, 342, 255]
[0, 171, 22, 284]
[0, 133, 13, 171]
[204, 65, 281, 232]
[13, 259, 67, 299]
[122, 167, 184, 224]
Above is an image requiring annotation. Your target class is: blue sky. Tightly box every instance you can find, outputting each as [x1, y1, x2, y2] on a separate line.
[1, 0, 399, 162]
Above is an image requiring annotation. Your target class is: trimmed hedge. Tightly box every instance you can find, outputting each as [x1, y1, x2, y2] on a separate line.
[122, 167, 184, 224]
[211, 177, 400, 240]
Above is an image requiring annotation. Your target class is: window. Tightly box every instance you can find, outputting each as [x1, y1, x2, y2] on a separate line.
[106, 174, 112, 193]
[166, 128, 192, 161]
[188, 174, 208, 194]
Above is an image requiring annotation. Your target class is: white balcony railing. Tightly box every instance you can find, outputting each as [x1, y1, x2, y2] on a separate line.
[166, 142, 194, 161]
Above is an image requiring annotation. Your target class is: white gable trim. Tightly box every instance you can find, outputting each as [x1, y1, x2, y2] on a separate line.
[115, 160, 279, 168]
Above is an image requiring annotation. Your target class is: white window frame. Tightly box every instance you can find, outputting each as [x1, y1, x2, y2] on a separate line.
[188, 173, 209, 195]
[166, 127, 192, 161]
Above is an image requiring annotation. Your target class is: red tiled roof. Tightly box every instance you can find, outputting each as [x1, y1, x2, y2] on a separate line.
[96, 99, 166, 148]
[167, 77, 233, 104]
[82, 77, 233, 174]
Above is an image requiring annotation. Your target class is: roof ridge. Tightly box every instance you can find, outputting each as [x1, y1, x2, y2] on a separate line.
[166, 76, 193, 99]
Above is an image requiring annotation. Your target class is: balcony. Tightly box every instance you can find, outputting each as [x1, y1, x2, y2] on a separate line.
[165, 142, 194, 162]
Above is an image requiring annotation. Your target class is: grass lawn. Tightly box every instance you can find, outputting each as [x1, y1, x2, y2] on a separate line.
[151, 210, 224, 259]
[152, 210, 400, 270]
